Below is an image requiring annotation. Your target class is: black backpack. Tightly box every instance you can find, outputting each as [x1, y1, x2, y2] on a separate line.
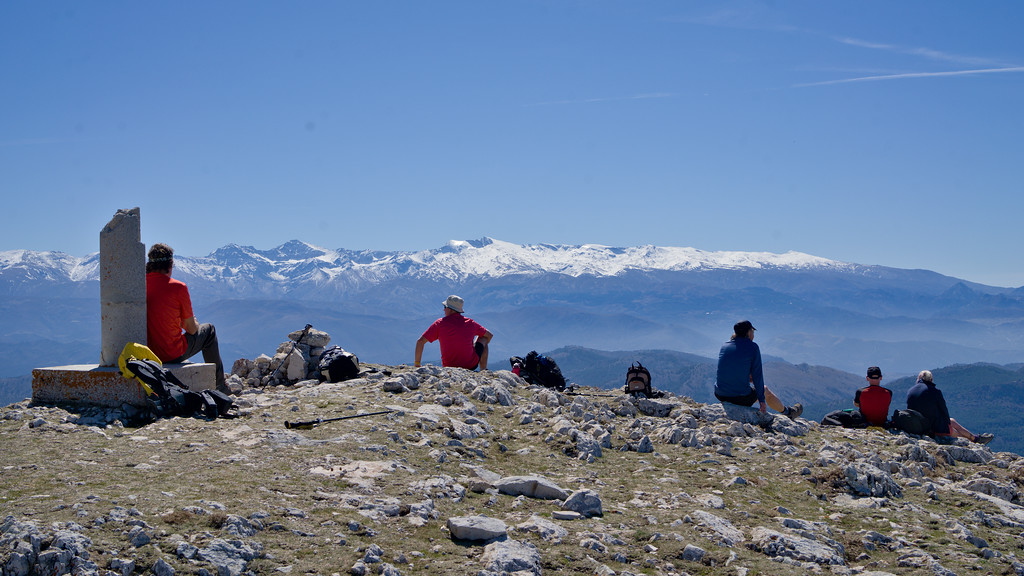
[516, 351, 566, 391]
[125, 359, 235, 419]
[318, 346, 360, 382]
[891, 408, 930, 435]
[820, 408, 867, 428]
[624, 362, 653, 397]
[196, 389, 235, 419]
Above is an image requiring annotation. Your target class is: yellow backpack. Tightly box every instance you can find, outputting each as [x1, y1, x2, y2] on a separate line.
[118, 342, 162, 396]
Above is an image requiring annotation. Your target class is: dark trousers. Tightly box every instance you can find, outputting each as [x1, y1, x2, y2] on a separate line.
[169, 323, 226, 387]
[715, 389, 758, 407]
[471, 341, 485, 370]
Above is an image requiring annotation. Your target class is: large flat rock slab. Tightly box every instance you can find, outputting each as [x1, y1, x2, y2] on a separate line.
[32, 363, 215, 408]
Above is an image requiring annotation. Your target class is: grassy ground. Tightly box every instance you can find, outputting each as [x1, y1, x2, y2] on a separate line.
[2, 365, 1023, 575]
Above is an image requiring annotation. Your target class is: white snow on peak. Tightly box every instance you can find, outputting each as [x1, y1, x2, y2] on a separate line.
[0, 249, 96, 280]
[414, 238, 846, 279]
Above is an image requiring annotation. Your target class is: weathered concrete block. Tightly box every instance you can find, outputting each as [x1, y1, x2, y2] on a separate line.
[32, 363, 215, 408]
[99, 208, 146, 366]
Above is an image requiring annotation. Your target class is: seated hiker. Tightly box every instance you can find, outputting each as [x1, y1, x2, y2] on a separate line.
[906, 370, 993, 444]
[715, 320, 802, 419]
[146, 243, 229, 394]
[414, 295, 493, 371]
[854, 366, 892, 426]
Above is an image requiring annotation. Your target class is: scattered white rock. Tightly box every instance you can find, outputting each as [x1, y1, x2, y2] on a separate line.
[446, 515, 508, 541]
[494, 475, 569, 500]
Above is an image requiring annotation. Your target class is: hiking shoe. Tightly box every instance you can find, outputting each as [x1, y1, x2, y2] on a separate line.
[787, 403, 803, 420]
[974, 433, 995, 445]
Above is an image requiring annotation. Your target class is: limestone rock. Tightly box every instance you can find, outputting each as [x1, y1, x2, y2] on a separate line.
[845, 462, 903, 498]
[224, 515, 258, 538]
[515, 515, 568, 543]
[942, 445, 993, 464]
[635, 397, 676, 417]
[575, 432, 603, 461]
[447, 417, 490, 440]
[551, 510, 581, 521]
[494, 475, 569, 500]
[198, 538, 264, 576]
[447, 515, 507, 541]
[636, 435, 654, 453]
[152, 558, 175, 576]
[289, 327, 330, 348]
[561, 489, 603, 518]
[897, 548, 958, 576]
[680, 543, 706, 562]
[471, 382, 516, 406]
[750, 526, 845, 565]
[955, 477, 1020, 503]
[480, 539, 541, 576]
[285, 348, 306, 381]
[706, 402, 773, 426]
[691, 510, 744, 546]
[770, 416, 810, 437]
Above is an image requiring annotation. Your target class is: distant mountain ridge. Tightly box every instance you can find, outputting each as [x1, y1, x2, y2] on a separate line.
[2, 238, 1023, 381]
[2, 237, 1003, 298]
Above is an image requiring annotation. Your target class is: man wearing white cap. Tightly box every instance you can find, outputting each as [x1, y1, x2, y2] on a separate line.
[414, 295, 493, 370]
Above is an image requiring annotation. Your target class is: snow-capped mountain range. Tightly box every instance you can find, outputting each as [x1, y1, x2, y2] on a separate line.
[0, 249, 99, 283]
[2, 237, 1023, 379]
[2, 237, 854, 290]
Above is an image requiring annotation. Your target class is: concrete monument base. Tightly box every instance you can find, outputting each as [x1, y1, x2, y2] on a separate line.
[32, 363, 216, 408]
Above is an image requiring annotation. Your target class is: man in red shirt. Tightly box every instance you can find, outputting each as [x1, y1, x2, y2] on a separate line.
[854, 366, 892, 426]
[414, 295, 492, 370]
[146, 243, 228, 393]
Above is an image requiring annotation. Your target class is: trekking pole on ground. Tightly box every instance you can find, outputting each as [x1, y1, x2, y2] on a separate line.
[268, 323, 313, 382]
[560, 382, 620, 398]
[284, 409, 395, 430]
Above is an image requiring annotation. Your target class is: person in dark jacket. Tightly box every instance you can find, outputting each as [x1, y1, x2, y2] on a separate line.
[906, 370, 993, 444]
[715, 320, 802, 419]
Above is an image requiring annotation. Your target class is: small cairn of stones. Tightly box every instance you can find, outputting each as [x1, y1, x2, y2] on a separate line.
[230, 327, 333, 387]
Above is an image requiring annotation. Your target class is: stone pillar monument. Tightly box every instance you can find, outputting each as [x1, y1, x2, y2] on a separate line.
[99, 207, 146, 366]
[33, 207, 213, 407]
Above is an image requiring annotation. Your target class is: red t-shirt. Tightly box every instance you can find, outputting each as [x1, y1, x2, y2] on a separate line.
[146, 272, 193, 362]
[420, 313, 488, 369]
[855, 384, 893, 427]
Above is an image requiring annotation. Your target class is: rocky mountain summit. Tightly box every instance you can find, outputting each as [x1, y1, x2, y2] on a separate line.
[3, 335, 1024, 575]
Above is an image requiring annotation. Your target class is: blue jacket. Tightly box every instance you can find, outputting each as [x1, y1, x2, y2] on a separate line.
[715, 337, 765, 403]
[906, 378, 951, 435]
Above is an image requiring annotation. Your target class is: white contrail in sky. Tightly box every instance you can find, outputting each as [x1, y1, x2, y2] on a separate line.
[832, 36, 1008, 68]
[797, 66, 1024, 87]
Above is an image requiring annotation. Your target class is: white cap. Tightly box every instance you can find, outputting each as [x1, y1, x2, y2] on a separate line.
[443, 295, 464, 313]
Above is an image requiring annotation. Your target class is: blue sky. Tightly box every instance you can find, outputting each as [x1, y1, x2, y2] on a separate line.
[3, 1, 1023, 286]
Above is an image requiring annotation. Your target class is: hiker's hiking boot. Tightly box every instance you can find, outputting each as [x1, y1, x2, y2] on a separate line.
[974, 433, 995, 445]
[786, 403, 803, 420]
[216, 377, 234, 396]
